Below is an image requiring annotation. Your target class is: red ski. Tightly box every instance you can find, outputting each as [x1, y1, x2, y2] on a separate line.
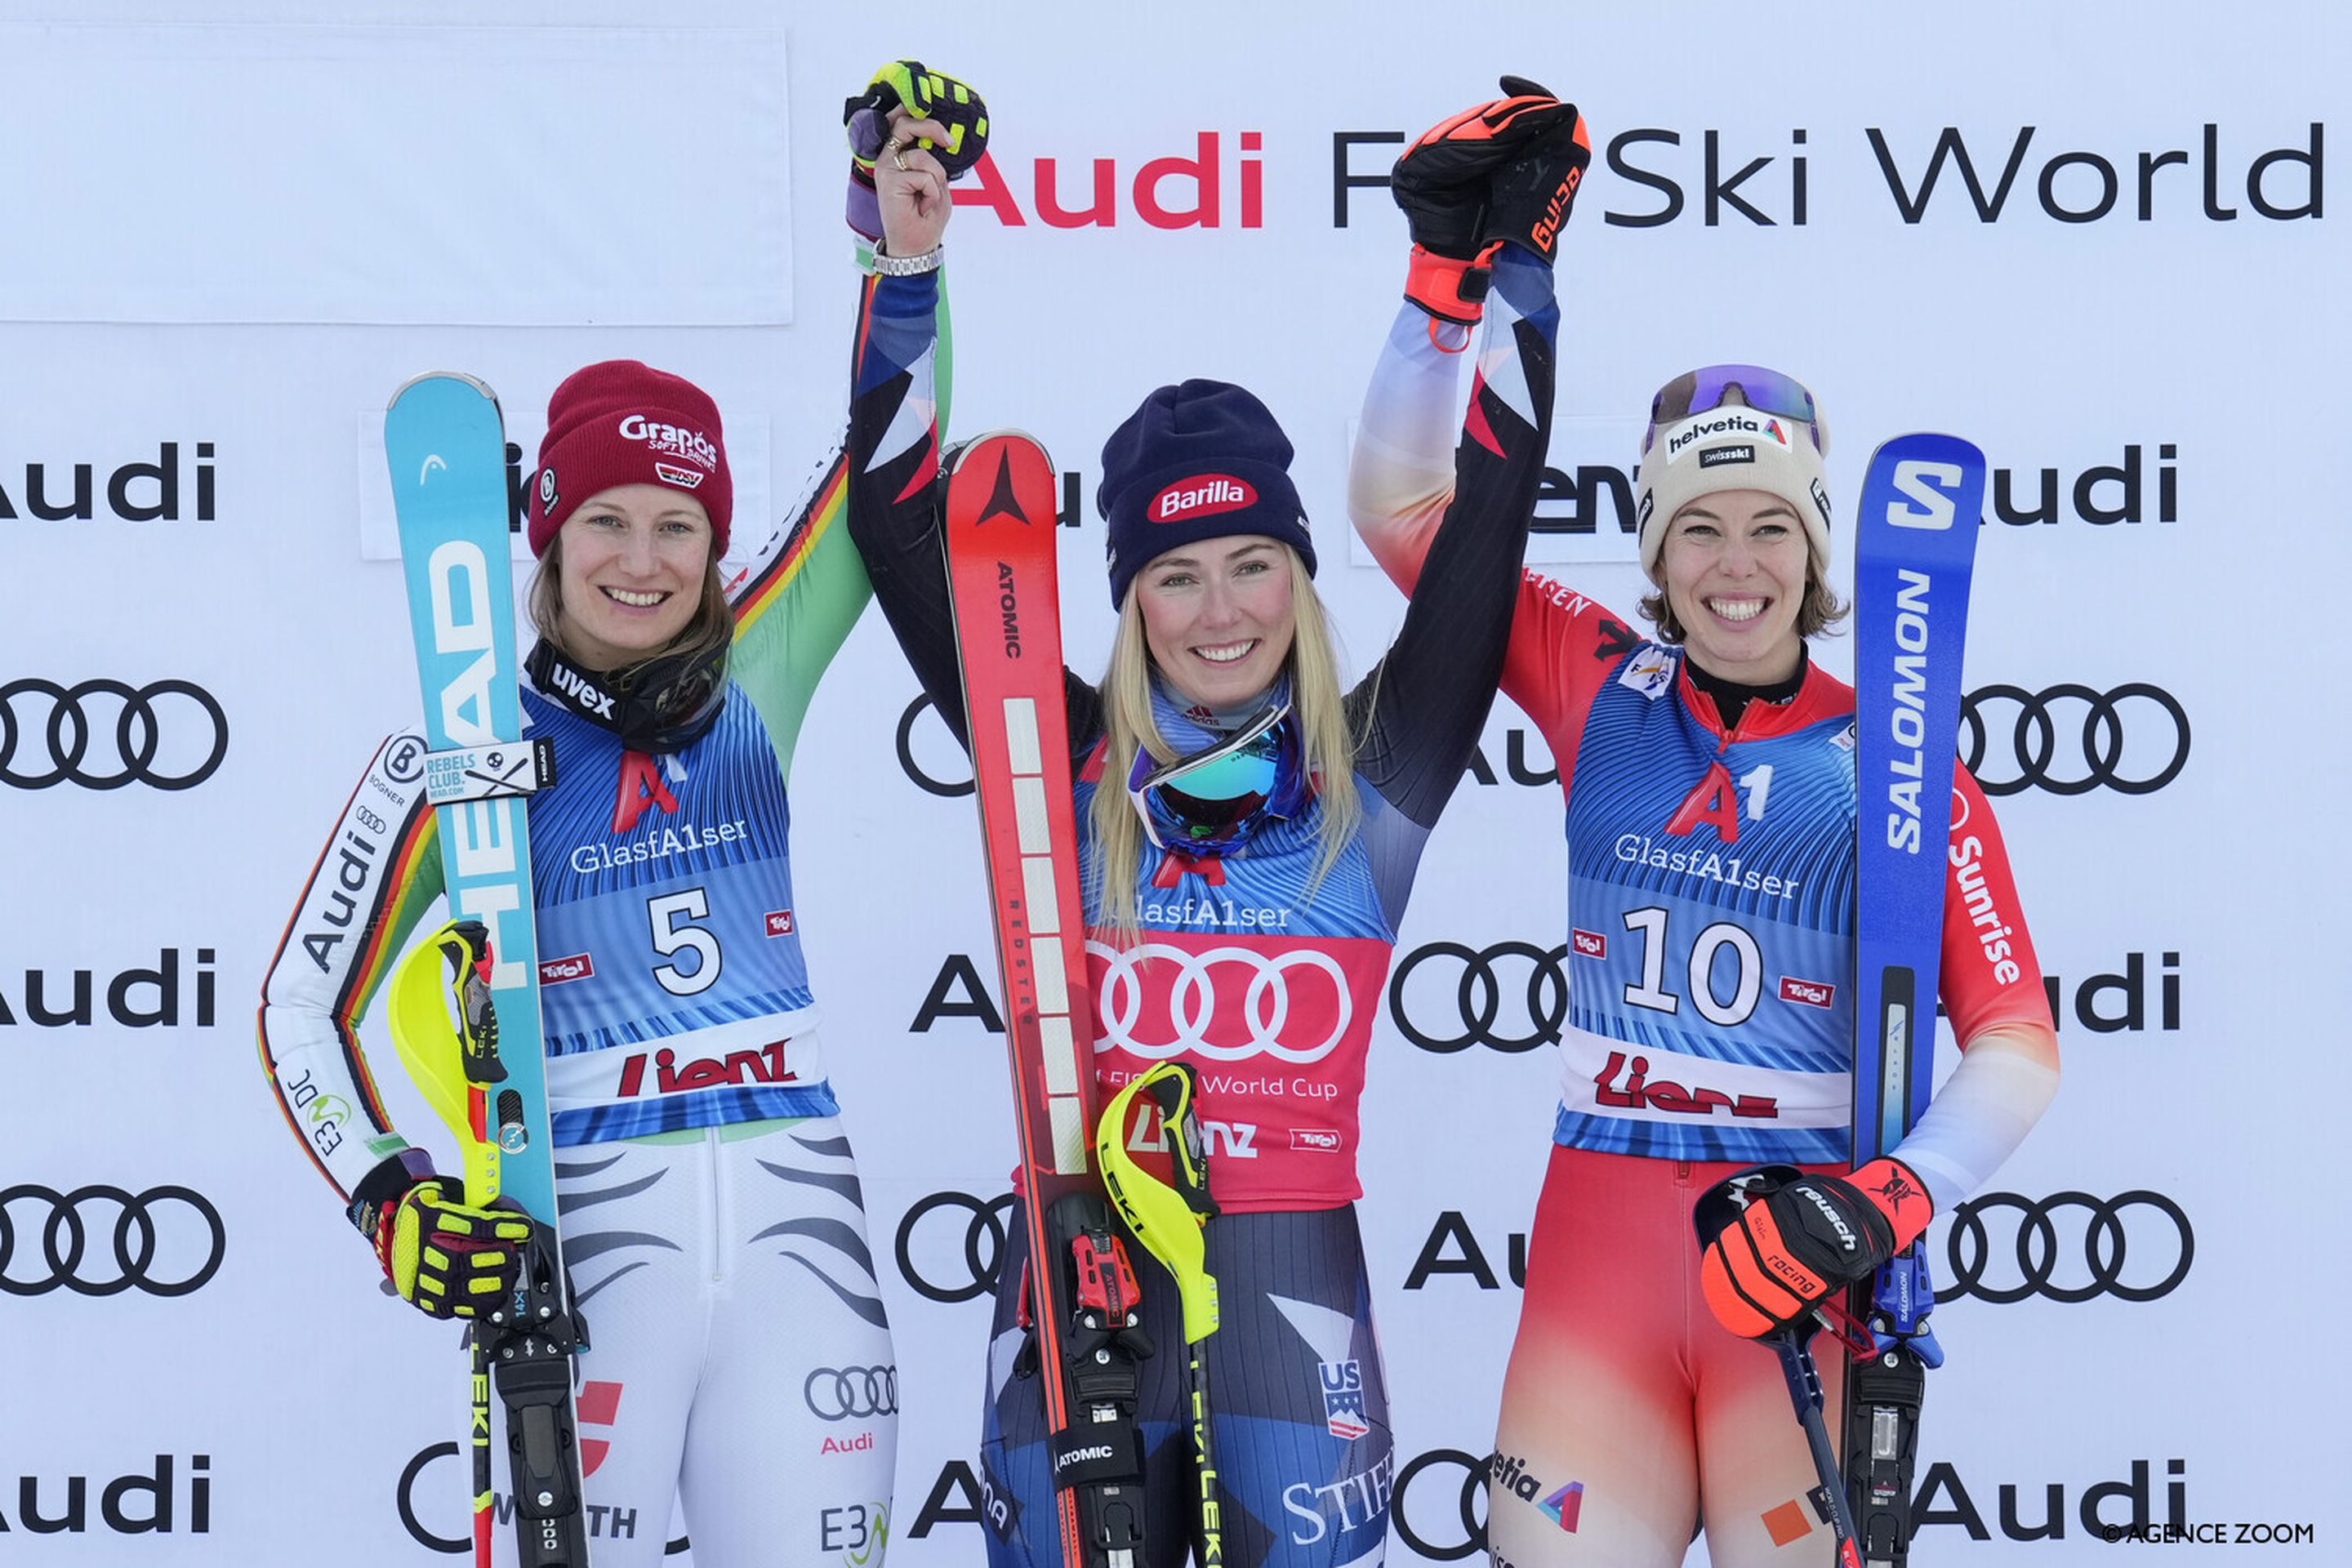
[942, 431, 1149, 1566]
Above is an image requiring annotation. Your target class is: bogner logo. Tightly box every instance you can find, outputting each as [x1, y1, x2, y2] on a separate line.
[616, 413, 718, 474]
[1152, 474, 1255, 523]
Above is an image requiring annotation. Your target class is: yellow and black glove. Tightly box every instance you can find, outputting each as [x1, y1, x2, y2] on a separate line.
[368, 1174, 532, 1321]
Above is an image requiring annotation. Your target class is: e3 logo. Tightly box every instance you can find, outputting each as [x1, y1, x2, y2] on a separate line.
[1887, 460, 1967, 529]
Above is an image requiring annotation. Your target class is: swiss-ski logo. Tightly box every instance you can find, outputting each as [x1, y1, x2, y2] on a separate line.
[1151, 474, 1255, 523]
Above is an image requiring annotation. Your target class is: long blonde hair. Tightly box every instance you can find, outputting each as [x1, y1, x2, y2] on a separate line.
[1088, 545, 1361, 940]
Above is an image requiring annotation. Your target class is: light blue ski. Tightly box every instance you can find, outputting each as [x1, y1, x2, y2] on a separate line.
[386, 372, 593, 1568]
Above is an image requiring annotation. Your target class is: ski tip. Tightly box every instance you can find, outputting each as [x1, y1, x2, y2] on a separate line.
[945, 430, 1059, 529]
[387, 370, 504, 413]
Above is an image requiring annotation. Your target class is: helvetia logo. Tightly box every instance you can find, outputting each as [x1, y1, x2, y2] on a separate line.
[1152, 474, 1256, 523]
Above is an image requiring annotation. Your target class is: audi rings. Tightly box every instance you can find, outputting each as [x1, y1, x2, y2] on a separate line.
[1390, 1447, 1490, 1561]
[1959, 683, 2188, 797]
[894, 1190, 1013, 1303]
[0, 1184, 226, 1297]
[1090, 942, 1353, 1063]
[804, 1364, 899, 1421]
[0, 679, 228, 791]
[1941, 1189, 2194, 1304]
[1389, 942, 1568, 1054]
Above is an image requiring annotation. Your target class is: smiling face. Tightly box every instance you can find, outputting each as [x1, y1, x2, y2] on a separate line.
[1658, 488, 1811, 684]
[552, 483, 714, 670]
[1134, 535, 1298, 710]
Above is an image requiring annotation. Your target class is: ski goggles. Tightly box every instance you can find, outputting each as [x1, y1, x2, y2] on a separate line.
[1642, 364, 1824, 456]
[1127, 702, 1298, 853]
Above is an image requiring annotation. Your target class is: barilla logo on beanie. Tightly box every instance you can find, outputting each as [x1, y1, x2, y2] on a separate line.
[1151, 474, 1258, 523]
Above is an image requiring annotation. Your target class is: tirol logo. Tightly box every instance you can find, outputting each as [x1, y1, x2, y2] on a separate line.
[617, 413, 719, 474]
[765, 909, 796, 938]
[1779, 976, 1836, 1009]
[539, 952, 595, 985]
[1320, 1359, 1370, 1441]
[1151, 473, 1257, 523]
[1291, 1128, 1343, 1153]
[1571, 929, 1607, 959]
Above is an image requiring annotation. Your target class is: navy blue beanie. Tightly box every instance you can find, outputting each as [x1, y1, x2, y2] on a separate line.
[1098, 379, 1316, 608]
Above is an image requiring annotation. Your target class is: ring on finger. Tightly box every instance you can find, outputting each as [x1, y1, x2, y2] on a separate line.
[891, 148, 910, 172]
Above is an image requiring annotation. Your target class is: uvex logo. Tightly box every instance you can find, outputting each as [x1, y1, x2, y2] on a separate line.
[1152, 474, 1254, 523]
[1779, 977, 1835, 1008]
[539, 953, 594, 985]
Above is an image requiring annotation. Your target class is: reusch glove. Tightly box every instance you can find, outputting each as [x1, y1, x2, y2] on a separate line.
[1481, 109, 1591, 265]
[370, 1175, 533, 1321]
[1392, 76, 1579, 323]
[844, 60, 991, 241]
[1696, 1158, 1933, 1339]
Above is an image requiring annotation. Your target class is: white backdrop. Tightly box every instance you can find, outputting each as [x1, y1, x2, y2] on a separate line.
[3, 2, 2346, 1563]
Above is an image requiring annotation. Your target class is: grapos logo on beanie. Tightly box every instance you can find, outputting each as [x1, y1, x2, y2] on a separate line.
[528, 360, 734, 557]
[1152, 474, 1258, 523]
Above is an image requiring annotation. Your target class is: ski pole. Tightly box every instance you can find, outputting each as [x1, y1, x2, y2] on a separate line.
[1096, 1063, 1222, 1566]
[389, 918, 518, 1568]
[1694, 1178, 1862, 1568]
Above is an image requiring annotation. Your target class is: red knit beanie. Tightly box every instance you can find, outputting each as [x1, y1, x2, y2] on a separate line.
[528, 361, 733, 556]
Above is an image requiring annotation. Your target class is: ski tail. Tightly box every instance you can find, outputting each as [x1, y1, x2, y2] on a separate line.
[1845, 432, 1987, 1567]
[385, 373, 593, 1568]
[942, 431, 1148, 1566]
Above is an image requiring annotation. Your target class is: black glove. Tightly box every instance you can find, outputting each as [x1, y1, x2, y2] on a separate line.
[1392, 77, 1584, 322]
[1694, 1159, 1931, 1339]
[355, 1159, 532, 1321]
[1481, 106, 1590, 264]
[844, 60, 991, 241]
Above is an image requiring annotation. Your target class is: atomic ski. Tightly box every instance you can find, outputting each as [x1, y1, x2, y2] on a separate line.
[942, 430, 1150, 1567]
[1846, 433, 1988, 1568]
[385, 373, 593, 1568]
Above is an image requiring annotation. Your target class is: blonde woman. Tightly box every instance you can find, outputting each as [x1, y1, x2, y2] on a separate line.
[847, 87, 1586, 1567]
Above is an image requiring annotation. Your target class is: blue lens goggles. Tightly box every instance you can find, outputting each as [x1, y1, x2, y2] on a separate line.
[1642, 363, 1823, 456]
[1126, 702, 1297, 853]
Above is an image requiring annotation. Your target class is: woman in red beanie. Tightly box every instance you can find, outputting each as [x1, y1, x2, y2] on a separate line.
[259, 359, 896, 1566]
[846, 88, 1586, 1566]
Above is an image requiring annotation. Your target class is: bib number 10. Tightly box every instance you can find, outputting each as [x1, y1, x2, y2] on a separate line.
[1622, 906, 1760, 1026]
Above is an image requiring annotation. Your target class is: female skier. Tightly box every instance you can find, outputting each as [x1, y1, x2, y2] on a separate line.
[258, 358, 894, 1566]
[844, 87, 1586, 1567]
[1350, 344, 2065, 1560]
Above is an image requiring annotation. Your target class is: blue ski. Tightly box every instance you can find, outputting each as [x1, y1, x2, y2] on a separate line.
[385, 372, 593, 1568]
[1845, 431, 1987, 1567]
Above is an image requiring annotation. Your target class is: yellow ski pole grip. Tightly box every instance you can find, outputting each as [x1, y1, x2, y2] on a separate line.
[387, 918, 507, 1207]
[1095, 1062, 1220, 1345]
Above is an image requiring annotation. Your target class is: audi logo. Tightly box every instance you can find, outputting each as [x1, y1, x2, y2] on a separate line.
[894, 1190, 1013, 1304]
[1091, 941, 1352, 1062]
[1940, 1190, 2194, 1304]
[805, 1365, 899, 1421]
[1389, 1448, 1489, 1561]
[0, 679, 228, 791]
[0, 1183, 225, 1297]
[1389, 942, 1566, 1054]
[1959, 684, 2188, 797]
[897, 693, 973, 799]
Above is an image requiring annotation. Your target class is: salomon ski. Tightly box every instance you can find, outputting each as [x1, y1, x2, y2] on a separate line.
[385, 372, 594, 1568]
[942, 430, 1150, 1567]
[1846, 432, 1987, 1567]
